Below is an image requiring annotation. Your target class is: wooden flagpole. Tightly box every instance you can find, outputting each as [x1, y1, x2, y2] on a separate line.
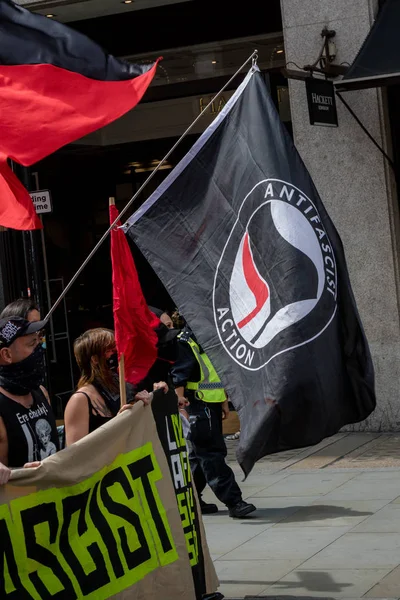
[109, 197, 127, 408]
[119, 353, 127, 408]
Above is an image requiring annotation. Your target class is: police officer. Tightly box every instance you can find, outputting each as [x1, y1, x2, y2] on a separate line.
[172, 325, 256, 518]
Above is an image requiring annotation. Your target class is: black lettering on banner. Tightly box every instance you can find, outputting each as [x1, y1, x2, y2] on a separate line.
[177, 488, 198, 564]
[88, 481, 125, 579]
[60, 489, 110, 596]
[1, 445, 178, 600]
[20, 502, 76, 599]
[0, 518, 32, 598]
[100, 467, 151, 570]
[151, 388, 206, 599]
[167, 415, 200, 565]
[127, 455, 173, 554]
[172, 414, 185, 448]
[179, 437, 192, 487]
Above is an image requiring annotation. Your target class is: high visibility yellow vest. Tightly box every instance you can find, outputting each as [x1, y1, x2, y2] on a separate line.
[184, 336, 226, 403]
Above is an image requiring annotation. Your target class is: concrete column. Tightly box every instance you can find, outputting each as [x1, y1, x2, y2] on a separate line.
[281, 0, 400, 430]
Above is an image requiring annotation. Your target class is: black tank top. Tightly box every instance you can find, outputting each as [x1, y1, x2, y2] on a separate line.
[0, 388, 59, 468]
[79, 391, 113, 434]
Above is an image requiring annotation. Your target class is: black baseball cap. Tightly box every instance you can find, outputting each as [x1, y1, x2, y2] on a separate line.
[149, 306, 164, 318]
[148, 306, 180, 344]
[0, 317, 47, 348]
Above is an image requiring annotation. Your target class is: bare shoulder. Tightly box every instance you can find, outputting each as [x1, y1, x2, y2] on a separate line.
[65, 389, 91, 416]
[71, 385, 96, 398]
[0, 416, 7, 442]
[64, 389, 92, 446]
[74, 385, 96, 397]
[39, 385, 51, 404]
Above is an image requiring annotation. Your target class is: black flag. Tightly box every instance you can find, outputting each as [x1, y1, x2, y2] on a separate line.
[125, 67, 376, 476]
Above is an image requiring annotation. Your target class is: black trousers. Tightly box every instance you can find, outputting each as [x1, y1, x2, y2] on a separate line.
[187, 397, 242, 508]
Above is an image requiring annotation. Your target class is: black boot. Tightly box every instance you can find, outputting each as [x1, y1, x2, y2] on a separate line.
[228, 500, 256, 518]
[200, 499, 219, 514]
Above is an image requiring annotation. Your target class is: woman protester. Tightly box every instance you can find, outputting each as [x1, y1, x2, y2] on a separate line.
[64, 328, 167, 445]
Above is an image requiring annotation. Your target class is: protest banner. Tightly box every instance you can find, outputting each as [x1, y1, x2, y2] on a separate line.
[0, 401, 217, 599]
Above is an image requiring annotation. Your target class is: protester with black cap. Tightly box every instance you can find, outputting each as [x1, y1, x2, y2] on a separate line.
[139, 307, 180, 390]
[149, 307, 174, 331]
[0, 316, 59, 476]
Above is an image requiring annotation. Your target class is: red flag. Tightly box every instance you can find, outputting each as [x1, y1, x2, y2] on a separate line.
[0, 158, 41, 230]
[110, 204, 159, 385]
[0, 0, 159, 230]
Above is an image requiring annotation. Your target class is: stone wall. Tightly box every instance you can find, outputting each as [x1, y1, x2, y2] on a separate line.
[280, 0, 400, 430]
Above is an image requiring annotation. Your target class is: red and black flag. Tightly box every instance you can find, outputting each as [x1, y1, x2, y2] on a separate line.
[0, 0, 159, 230]
[124, 67, 376, 476]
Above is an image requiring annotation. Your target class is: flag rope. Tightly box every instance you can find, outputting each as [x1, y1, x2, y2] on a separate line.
[44, 49, 258, 321]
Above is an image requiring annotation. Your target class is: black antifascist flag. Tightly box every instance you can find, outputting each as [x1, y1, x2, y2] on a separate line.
[125, 67, 376, 476]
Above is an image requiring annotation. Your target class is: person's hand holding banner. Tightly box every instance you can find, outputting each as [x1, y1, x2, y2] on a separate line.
[0, 461, 11, 484]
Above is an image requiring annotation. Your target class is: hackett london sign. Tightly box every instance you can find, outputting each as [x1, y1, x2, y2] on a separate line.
[306, 78, 338, 127]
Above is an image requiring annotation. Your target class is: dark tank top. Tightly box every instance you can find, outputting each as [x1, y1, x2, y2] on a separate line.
[0, 388, 59, 467]
[78, 391, 113, 434]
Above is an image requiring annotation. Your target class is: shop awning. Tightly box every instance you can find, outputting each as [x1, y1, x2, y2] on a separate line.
[335, 0, 400, 92]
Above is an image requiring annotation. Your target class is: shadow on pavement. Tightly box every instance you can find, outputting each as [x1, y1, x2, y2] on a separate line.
[241, 596, 337, 600]
[222, 571, 352, 592]
[211, 505, 373, 524]
[270, 504, 373, 523]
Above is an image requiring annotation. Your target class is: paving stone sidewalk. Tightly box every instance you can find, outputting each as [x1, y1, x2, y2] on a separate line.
[202, 432, 400, 600]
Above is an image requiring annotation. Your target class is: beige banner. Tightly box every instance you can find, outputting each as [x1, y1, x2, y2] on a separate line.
[0, 403, 218, 599]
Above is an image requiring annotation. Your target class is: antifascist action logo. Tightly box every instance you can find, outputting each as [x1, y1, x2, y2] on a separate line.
[213, 179, 338, 370]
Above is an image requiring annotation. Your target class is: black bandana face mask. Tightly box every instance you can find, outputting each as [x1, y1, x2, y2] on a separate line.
[106, 352, 118, 372]
[0, 344, 45, 396]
